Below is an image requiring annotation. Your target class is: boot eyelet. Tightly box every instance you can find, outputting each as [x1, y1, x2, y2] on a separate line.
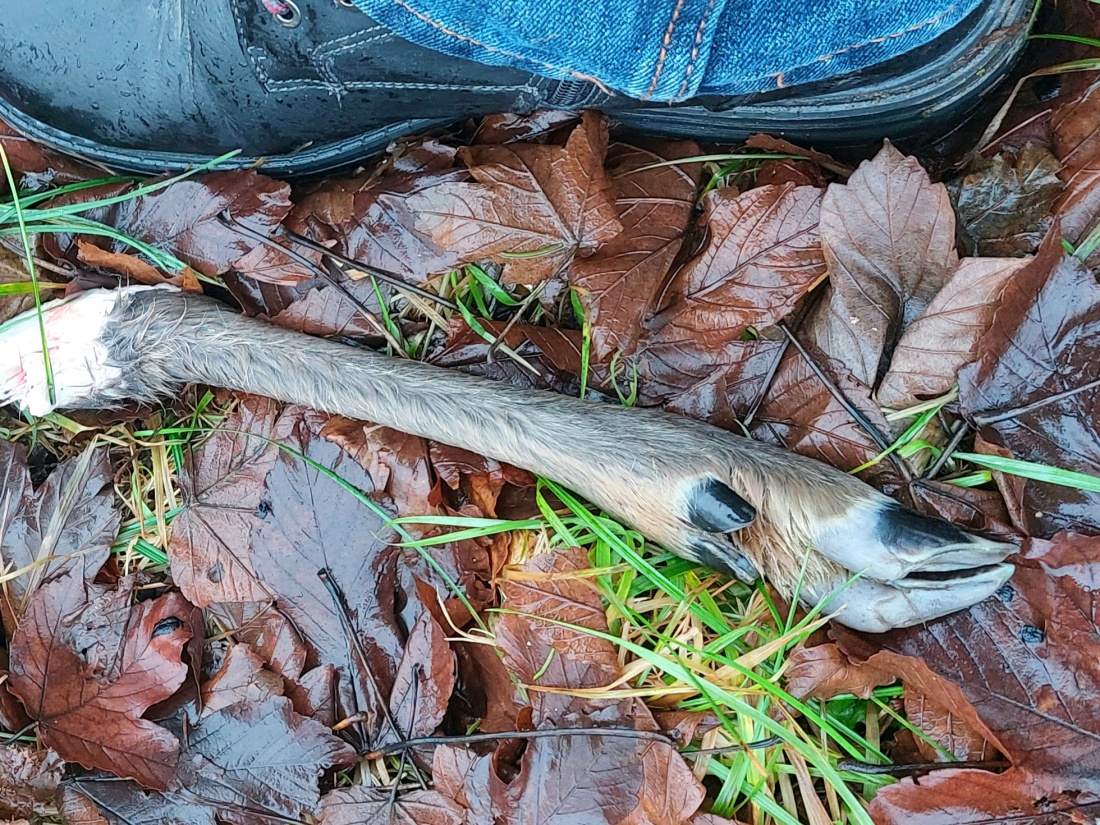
[272, 0, 302, 27]
[336, 0, 357, 7]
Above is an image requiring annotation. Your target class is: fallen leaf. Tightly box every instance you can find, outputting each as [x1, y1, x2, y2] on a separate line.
[750, 345, 904, 491]
[948, 145, 1062, 257]
[958, 233, 1100, 536]
[65, 696, 355, 825]
[112, 170, 292, 277]
[408, 111, 621, 284]
[743, 134, 852, 177]
[389, 610, 455, 740]
[205, 601, 308, 685]
[650, 184, 826, 343]
[430, 318, 584, 394]
[8, 575, 193, 789]
[0, 120, 96, 183]
[199, 643, 284, 717]
[785, 643, 896, 701]
[0, 443, 119, 631]
[634, 331, 785, 432]
[570, 140, 701, 361]
[495, 549, 621, 724]
[869, 769, 1100, 825]
[815, 141, 958, 386]
[903, 689, 993, 762]
[474, 110, 582, 145]
[320, 786, 466, 825]
[269, 284, 385, 341]
[0, 745, 63, 819]
[167, 396, 281, 607]
[246, 408, 421, 746]
[755, 157, 825, 188]
[1052, 75, 1100, 180]
[289, 168, 463, 282]
[876, 257, 1028, 409]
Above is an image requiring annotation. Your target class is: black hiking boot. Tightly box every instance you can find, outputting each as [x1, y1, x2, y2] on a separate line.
[0, 0, 1032, 176]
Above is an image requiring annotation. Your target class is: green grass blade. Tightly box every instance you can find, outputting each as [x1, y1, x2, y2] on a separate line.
[953, 452, 1100, 492]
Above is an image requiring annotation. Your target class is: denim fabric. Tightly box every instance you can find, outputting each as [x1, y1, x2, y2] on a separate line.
[349, 0, 982, 102]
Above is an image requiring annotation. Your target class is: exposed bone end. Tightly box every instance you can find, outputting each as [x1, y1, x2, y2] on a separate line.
[0, 286, 165, 416]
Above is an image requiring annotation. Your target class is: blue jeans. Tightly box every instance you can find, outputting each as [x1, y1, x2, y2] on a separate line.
[350, 0, 982, 102]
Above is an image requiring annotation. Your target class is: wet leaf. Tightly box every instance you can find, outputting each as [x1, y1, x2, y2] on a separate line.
[650, 184, 826, 343]
[0, 745, 63, 819]
[473, 110, 582, 145]
[903, 690, 993, 762]
[634, 332, 785, 431]
[0, 120, 96, 183]
[269, 284, 384, 341]
[8, 575, 193, 789]
[112, 170, 292, 277]
[1052, 76, 1100, 180]
[289, 168, 463, 282]
[320, 786, 466, 825]
[246, 408, 420, 745]
[785, 643, 896, 701]
[750, 345, 903, 490]
[949, 145, 1062, 257]
[0, 443, 119, 630]
[570, 140, 701, 361]
[199, 643, 284, 717]
[66, 697, 355, 825]
[877, 257, 1028, 409]
[205, 601, 308, 685]
[430, 318, 583, 393]
[166, 396, 280, 607]
[495, 549, 621, 724]
[869, 769, 1100, 825]
[408, 111, 621, 284]
[958, 235, 1100, 536]
[389, 610, 455, 740]
[815, 141, 958, 386]
[837, 532, 1100, 793]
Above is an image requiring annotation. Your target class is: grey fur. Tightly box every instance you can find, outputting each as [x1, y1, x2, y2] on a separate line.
[75, 287, 1015, 631]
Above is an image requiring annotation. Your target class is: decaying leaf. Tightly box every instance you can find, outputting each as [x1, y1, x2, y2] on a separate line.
[813, 141, 957, 386]
[869, 769, 1100, 825]
[959, 234, 1100, 536]
[949, 144, 1062, 257]
[320, 786, 466, 825]
[112, 170, 292, 277]
[570, 140, 701, 361]
[408, 111, 621, 284]
[167, 396, 280, 607]
[651, 184, 826, 343]
[0, 745, 63, 819]
[8, 574, 194, 789]
[0, 443, 119, 630]
[877, 257, 1028, 409]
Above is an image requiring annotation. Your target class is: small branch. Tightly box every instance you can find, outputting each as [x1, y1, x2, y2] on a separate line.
[279, 226, 458, 311]
[925, 420, 969, 480]
[973, 378, 1100, 427]
[837, 757, 1010, 777]
[367, 727, 781, 759]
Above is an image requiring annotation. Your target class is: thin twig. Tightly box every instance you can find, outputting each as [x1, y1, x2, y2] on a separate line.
[368, 727, 781, 758]
[837, 757, 1010, 777]
[973, 377, 1100, 426]
[486, 281, 545, 362]
[279, 226, 458, 310]
[318, 568, 404, 751]
[741, 337, 790, 429]
[776, 322, 911, 482]
[925, 420, 969, 480]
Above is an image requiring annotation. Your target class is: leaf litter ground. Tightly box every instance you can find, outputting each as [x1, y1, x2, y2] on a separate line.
[4, 7, 1100, 824]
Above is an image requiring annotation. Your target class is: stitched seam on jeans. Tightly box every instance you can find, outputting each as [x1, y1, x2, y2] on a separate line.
[676, 0, 717, 99]
[766, 4, 957, 88]
[383, 0, 595, 82]
[645, 0, 686, 99]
